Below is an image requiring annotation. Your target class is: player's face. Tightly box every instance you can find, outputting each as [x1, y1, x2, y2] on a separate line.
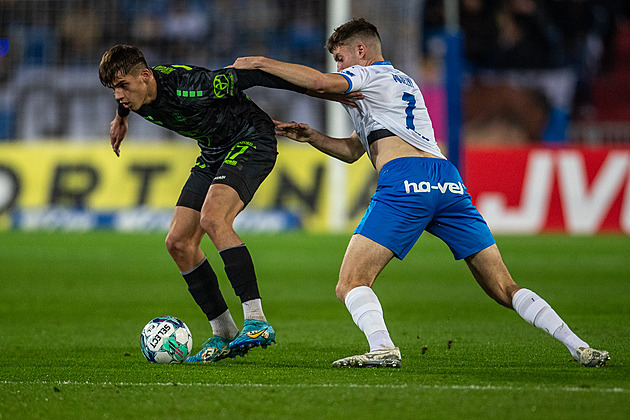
[332, 45, 361, 72]
[111, 70, 150, 111]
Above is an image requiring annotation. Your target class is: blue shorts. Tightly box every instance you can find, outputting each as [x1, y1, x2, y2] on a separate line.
[354, 157, 495, 260]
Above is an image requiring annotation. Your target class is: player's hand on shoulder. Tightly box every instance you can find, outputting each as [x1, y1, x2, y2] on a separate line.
[227, 56, 263, 70]
[273, 120, 313, 143]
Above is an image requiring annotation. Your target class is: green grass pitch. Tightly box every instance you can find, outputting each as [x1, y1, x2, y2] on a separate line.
[1, 231, 629, 419]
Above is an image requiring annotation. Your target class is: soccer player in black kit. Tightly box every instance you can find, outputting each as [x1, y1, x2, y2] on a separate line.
[98, 45, 351, 363]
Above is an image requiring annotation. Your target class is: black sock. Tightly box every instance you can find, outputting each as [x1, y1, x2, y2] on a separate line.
[182, 258, 228, 321]
[219, 244, 261, 303]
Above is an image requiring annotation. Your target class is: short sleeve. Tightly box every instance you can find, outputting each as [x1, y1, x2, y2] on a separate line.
[334, 65, 369, 93]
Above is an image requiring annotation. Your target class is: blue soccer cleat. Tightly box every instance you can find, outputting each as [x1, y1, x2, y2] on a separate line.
[229, 319, 276, 354]
[185, 335, 237, 363]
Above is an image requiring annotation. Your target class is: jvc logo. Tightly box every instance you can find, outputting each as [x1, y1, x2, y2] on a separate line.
[404, 180, 464, 194]
[476, 150, 630, 234]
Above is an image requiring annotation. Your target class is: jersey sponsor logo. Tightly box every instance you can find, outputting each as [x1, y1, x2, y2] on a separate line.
[213, 74, 232, 98]
[404, 180, 464, 195]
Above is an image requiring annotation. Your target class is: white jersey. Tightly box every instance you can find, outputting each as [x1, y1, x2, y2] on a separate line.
[335, 61, 445, 160]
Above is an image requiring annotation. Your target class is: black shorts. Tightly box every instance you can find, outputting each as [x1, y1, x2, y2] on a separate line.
[176, 134, 277, 211]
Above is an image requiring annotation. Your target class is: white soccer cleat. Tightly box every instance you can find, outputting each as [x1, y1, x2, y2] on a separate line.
[332, 347, 401, 368]
[576, 347, 610, 367]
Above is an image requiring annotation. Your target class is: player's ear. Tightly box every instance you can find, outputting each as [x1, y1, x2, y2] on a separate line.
[140, 67, 152, 81]
[357, 43, 366, 58]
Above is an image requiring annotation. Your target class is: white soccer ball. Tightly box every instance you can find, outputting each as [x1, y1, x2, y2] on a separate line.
[140, 316, 193, 364]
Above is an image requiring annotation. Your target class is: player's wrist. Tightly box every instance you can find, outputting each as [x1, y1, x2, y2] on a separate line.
[255, 56, 272, 70]
[305, 131, 319, 144]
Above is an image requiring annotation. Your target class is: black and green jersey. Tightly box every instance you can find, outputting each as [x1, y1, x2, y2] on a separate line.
[121, 65, 306, 166]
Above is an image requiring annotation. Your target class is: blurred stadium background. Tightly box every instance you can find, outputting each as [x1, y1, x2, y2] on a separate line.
[1, 0, 630, 234]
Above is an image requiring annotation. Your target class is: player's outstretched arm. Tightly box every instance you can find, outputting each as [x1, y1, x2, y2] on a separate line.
[109, 112, 127, 157]
[274, 120, 364, 164]
[233, 68, 362, 107]
[230, 56, 349, 94]
[306, 90, 363, 107]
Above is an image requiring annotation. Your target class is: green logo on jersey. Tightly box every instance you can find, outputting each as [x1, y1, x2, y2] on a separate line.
[154, 65, 175, 74]
[154, 65, 192, 74]
[213, 74, 232, 98]
[176, 90, 203, 98]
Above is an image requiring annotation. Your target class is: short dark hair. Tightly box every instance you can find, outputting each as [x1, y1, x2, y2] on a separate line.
[325, 18, 381, 53]
[99, 45, 148, 88]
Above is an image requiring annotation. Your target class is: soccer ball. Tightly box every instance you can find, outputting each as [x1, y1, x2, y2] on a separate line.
[140, 316, 193, 364]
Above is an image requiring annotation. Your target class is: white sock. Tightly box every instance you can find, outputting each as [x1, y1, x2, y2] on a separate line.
[367, 330, 396, 351]
[512, 288, 588, 359]
[209, 309, 239, 340]
[242, 298, 266, 321]
[345, 286, 395, 351]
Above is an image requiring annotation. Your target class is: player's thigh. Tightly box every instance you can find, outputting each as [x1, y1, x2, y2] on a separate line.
[338, 234, 395, 292]
[170, 166, 211, 246]
[201, 183, 244, 225]
[167, 205, 205, 247]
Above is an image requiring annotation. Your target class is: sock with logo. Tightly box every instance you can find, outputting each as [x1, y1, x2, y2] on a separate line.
[181, 257, 229, 321]
[345, 286, 396, 352]
[512, 288, 588, 359]
[219, 244, 261, 303]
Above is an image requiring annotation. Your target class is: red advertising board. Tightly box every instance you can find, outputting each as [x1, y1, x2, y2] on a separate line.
[464, 146, 630, 234]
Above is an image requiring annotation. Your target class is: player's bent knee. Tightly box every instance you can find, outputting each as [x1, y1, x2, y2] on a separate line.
[335, 283, 347, 302]
[199, 213, 221, 238]
[335, 277, 369, 302]
[489, 285, 519, 309]
[165, 232, 192, 259]
[492, 293, 512, 309]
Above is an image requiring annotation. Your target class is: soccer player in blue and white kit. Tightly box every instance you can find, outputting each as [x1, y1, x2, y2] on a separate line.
[231, 18, 609, 368]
